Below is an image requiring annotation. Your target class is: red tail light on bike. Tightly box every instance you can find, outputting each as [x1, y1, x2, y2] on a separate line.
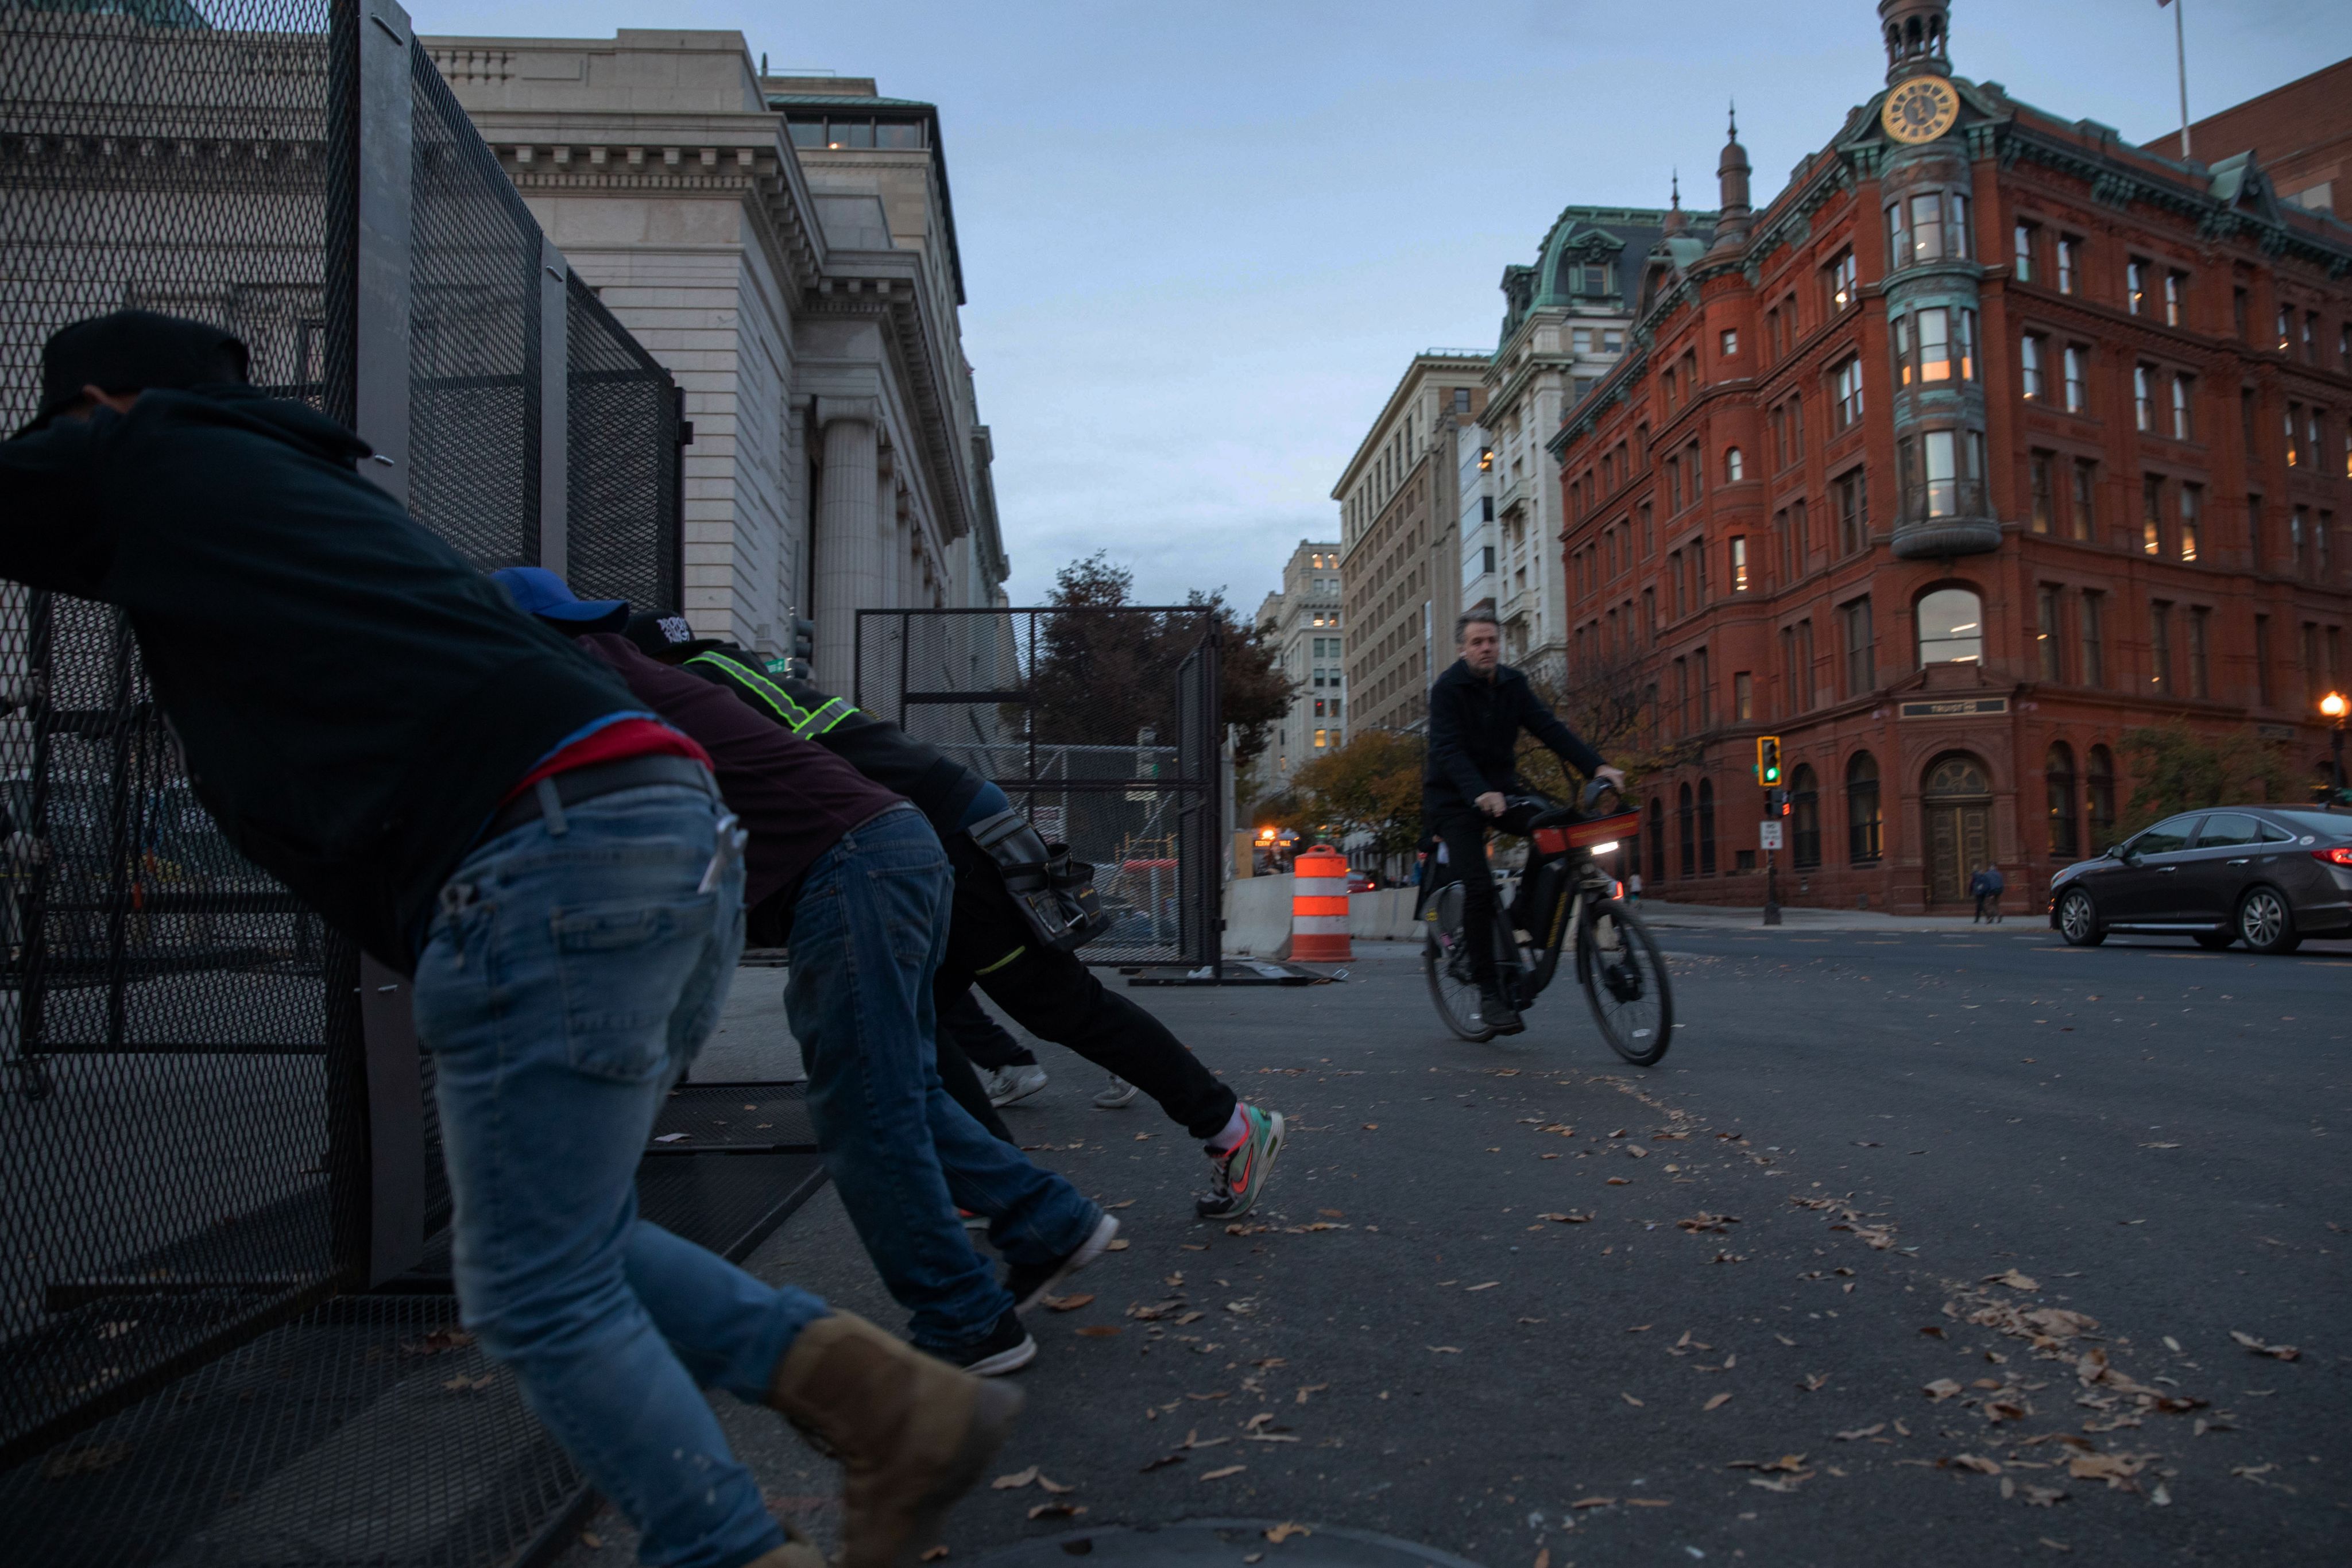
[1533, 826, 1571, 855]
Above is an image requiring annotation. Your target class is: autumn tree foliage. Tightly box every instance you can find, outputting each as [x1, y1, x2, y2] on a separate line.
[1021, 553, 1295, 766]
[1294, 727, 1426, 861]
[2117, 721, 2296, 834]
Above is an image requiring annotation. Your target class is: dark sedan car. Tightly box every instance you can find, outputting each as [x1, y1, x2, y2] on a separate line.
[2050, 805, 2352, 953]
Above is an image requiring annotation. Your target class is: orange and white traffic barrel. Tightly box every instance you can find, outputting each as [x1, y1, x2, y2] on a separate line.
[1290, 845, 1352, 962]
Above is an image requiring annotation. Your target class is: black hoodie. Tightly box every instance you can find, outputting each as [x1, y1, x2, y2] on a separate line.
[1422, 657, 1605, 814]
[0, 386, 634, 971]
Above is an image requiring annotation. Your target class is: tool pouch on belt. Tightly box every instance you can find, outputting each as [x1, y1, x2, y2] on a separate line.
[966, 806, 1112, 953]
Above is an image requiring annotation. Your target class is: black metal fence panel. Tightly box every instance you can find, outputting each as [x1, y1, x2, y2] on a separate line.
[0, 0, 374, 1472]
[0, 0, 683, 1499]
[566, 272, 683, 614]
[854, 607, 1224, 968]
[404, 41, 537, 570]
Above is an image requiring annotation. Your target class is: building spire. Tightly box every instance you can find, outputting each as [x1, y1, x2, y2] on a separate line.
[1663, 169, 1688, 235]
[1876, 0, 1953, 86]
[1708, 111, 1754, 257]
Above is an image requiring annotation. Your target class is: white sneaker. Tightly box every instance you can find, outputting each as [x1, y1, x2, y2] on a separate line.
[983, 1064, 1049, 1108]
[1093, 1075, 1139, 1109]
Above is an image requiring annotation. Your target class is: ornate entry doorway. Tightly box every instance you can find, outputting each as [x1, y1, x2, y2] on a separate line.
[1922, 753, 1993, 905]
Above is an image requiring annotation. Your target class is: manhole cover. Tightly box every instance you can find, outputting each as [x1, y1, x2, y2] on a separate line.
[962, 1519, 1483, 1567]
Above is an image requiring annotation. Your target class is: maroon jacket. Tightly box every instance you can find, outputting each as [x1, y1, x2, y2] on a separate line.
[573, 634, 903, 923]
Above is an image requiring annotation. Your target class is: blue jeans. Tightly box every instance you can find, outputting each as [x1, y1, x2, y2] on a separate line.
[414, 781, 821, 1568]
[785, 803, 1102, 1349]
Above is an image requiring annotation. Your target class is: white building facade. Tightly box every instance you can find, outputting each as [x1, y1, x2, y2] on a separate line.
[1255, 540, 1345, 780]
[427, 30, 1007, 683]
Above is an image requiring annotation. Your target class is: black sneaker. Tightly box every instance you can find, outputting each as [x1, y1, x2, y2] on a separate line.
[1004, 1213, 1121, 1315]
[1477, 984, 1526, 1036]
[920, 1306, 1036, 1377]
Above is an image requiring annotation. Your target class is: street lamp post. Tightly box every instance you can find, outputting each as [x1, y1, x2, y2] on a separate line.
[2323, 691, 2349, 800]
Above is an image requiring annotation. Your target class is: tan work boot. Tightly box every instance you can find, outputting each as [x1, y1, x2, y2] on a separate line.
[767, 1312, 1024, 1568]
[742, 1531, 827, 1568]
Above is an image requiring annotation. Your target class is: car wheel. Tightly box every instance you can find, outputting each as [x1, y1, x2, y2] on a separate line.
[2235, 885, 2301, 955]
[2192, 931, 2234, 951]
[2056, 888, 2104, 947]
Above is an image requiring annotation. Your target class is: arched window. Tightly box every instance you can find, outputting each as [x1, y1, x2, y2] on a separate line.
[1847, 752, 1883, 864]
[2045, 742, 2079, 860]
[1677, 783, 1695, 878]
[1697, 779, 1718, 875]
[1916, 587, 1983, 666]
[1647, 796, 1666, 885]
[1725, 447, 1745, 483]
[1790, 763, 1822, 869]
[2086, 744, 2117, 853]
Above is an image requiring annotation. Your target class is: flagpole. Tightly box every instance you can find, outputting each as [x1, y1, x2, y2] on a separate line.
[2174, 0, 2191, 160]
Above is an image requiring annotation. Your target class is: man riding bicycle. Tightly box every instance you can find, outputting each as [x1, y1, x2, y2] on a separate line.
[1423, 608, 1624, 1035]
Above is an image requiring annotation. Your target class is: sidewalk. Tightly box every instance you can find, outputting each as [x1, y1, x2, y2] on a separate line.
[1633, 899, 2019, 932]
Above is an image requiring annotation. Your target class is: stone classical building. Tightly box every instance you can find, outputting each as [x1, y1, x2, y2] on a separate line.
[1550, 0, 2352, 914]
[1487, 203, 1713, 682]
[424, 30, 1008, 680]
[1255, 541, 1345, 779]
[1333, 353, 1488, 736]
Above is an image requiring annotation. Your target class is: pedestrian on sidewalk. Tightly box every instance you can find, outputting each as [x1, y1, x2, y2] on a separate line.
[1970, 864, 2006, 923]
[1983, 863, 2005, 922]
[496, 574, 1118, 1378]
[2, 311, 1018, 1568]
[628, 615, 1287, 1222]
[1627, 870, 1643, 905]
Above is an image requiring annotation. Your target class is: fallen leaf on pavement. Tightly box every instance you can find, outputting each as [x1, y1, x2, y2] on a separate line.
[1984, 1269, 2040, 1291]
[1075, 1326, 1122, 1338]
[1294, 1383, 1328, 1404]
[2068, 1451, 2158, 1489]
[2021, 1485, 2068, 1507]
[1607, 1177, 1631, 1186]
[2228, 1330, 2300, 1361]
[1539, 1212, 1593, 1224]
[1139, 1453, 1185, 1472]
[1042, 1294, 1095, 1313]
[1464, 1281, 1499, 1291]
[1428, 1346, 1462, 1354]
[1747, 1474, 1807, 1493]
[1835, 1424, 1886, 1441]
[920, 1549, 947, 1563]
[992, 1466, 1039, 1490]
[2037, 1539, 2069, 1552]
[1951, 1454, 2002, 1475]
[1035, 1474, 1074, 1495]
[1676, 1213, 1738, 1233]
[1265, 1523, 1312, 1543]
[1924, 1379, 1963, 1401]
[1027, 1501, 1084, 1520]
[1199, 1465, 1245, 1481]
[1179, 1430, 1230, 1448]
[1627, 1497, 1672, 1507]
[1704, 1392, 1732, 1411]
[1362, 1123, 1379, 1131]
[1569, 1496, 1615, 1509]
[1105, 1240, 1130, 1251]
[1620, 1392, 1643, 1406]
[1800, 1372, 1829, 1392]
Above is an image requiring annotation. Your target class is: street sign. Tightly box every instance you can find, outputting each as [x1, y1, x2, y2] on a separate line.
[1759, 820, 1785, 850]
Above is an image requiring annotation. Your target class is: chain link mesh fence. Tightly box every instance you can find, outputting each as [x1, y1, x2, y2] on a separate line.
[0, 0, 684, 1554]
[855, 607, 1223, 967]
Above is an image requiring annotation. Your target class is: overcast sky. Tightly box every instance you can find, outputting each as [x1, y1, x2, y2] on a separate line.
[411, 0, 2346, 612]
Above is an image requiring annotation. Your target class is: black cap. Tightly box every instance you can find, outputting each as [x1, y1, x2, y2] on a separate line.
[27, 309, 251, 433]
[622, 610, 724, 663]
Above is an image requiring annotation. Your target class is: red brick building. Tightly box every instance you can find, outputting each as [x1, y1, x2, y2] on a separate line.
[1550, 0, 2352, 914]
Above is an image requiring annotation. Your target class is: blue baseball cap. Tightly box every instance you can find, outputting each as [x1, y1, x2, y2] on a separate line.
[491, 566, 629, 633]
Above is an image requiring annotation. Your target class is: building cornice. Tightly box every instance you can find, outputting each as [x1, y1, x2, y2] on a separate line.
[1332, 351, 1491, 498]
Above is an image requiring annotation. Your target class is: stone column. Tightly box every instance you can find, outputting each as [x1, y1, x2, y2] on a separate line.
[811, 397, 880, 691]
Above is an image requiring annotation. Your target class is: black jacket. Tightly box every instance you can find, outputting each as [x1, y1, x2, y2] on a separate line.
[678, 646, 983, 838]
[0, 387, 633, 971]
[1423, 657, 1605, 815]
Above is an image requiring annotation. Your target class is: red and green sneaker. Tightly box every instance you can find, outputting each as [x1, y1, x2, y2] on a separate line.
[1195, 1104, 1285, 1221]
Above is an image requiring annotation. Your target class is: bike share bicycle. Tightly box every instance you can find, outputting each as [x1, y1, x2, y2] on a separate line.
[1421, 779, 1673, 1065]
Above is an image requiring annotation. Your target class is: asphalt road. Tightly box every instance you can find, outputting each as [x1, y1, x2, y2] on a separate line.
[559, 921, 2351, 1567]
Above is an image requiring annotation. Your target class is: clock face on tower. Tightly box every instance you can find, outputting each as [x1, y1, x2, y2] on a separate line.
[1881, 75, 1960, 145]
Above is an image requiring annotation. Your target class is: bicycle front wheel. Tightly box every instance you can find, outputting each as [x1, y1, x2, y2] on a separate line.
[1576, 899, 1672, 1066]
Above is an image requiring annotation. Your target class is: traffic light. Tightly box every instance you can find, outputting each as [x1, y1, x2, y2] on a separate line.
[1755, 735, 1782, 787]
[788, 616, 816, 679]
[1765, 787, 1788, 816]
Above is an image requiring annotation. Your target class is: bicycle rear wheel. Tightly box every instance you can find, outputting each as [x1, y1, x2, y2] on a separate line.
[1422, 882, 1495, 1042]
[1576, 899, 1672, 1066]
